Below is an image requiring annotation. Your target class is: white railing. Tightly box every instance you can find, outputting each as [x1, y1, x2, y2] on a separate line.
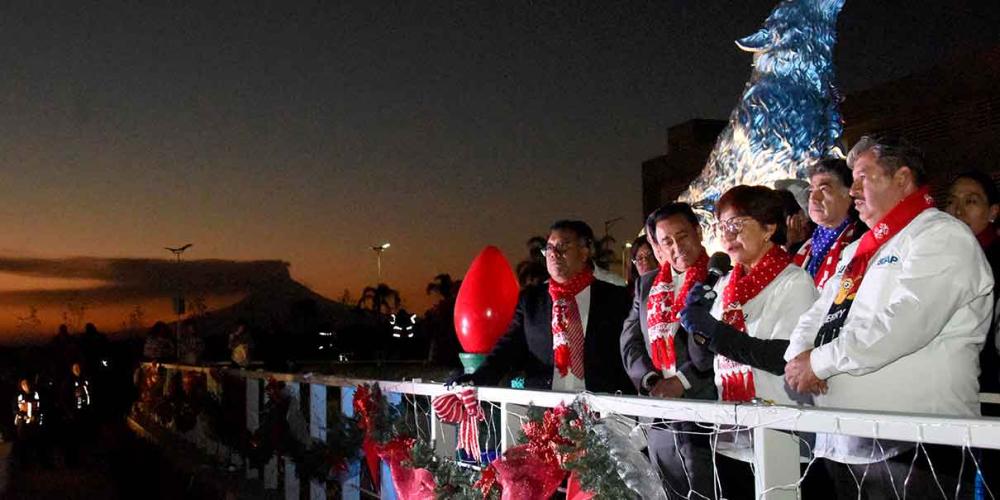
[133, 363, 1000, 500]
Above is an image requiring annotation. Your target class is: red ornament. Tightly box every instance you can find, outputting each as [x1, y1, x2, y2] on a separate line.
[566, 472, 595, 500]
[453, 246, 520, 354]
[492, 444, 565, 500]
[378, 438, 436, 500]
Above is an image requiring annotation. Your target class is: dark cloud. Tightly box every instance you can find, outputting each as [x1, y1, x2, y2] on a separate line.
[0, 257, 292, 305]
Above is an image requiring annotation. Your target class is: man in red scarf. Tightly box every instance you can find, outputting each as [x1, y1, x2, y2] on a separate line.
[620, 203, 716, 499]
[458, 220, 634, 394]
[793, 158, 866, 290]
[785, 135, 993, 498]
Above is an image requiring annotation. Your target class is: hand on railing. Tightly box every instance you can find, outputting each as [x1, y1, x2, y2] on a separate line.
[444, 371, 474, 387]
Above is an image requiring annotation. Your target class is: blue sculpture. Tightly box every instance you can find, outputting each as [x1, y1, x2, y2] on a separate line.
[680, 0, 846, 221]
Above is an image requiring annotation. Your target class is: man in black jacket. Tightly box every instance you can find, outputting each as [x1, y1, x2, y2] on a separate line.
[456, 220, 634, 394]
[620, 203, 716, 499]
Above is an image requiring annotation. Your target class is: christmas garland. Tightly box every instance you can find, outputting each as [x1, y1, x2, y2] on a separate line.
[241, 378, 363, 483]
[135, 370, 655, 499]
[557, 402, 638, 499]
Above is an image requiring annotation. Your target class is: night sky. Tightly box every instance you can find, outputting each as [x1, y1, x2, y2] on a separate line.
[0, 1, 998, 339]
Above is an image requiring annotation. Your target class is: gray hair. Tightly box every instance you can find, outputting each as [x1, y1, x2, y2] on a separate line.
[846, 134, 928, 186]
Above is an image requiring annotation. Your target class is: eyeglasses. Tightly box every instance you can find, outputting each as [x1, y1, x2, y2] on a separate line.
[714, 216, 753, 236]
[541, 242, 579, 258]
[631, 251, 655, 265]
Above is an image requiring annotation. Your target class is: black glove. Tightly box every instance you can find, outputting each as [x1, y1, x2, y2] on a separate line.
[685, 282, 717, 308]
[444, 370, 475, 387]
[680, 283, 721, 340]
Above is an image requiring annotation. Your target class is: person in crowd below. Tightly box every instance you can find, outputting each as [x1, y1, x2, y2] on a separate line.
[228, 320, 255, 368]
[142, 321, 175, 361]
[48, 324, 81, 378]
[776, 179, 813, 254]
[793, 159, 867, 290]
[784, 134, 993, 499]
[677, 185, 817, 498]
[13, 377, 45, 468]
[628, 236, 659, 284]
[620, 203, 717, 499]
[450, 220, 634, 394]
[78, 323, 109, 375]
[58, 362, 91, 467]
[944, 170, 1000, 399]
[177, 320, 205, 365]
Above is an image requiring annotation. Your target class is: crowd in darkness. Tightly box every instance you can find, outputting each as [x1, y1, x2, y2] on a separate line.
[452, 134, 1000, 500]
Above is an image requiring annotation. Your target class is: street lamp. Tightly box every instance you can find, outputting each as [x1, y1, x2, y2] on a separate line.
[371, 242, 390, 281]
[164, 243, 192, 359]
[622, 242, 632, 282]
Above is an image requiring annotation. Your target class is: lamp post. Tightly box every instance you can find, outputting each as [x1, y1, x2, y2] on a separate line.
[371, 242, 390, 281]
[164, 243, 192, 359]
[622, 242, 632, 283]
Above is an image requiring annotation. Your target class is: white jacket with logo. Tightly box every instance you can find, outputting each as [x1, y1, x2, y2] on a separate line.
[785, 209, 993, 463]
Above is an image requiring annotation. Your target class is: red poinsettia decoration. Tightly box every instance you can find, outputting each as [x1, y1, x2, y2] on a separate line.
[474, 463, 499, 497]
[352, 384, 383, 491]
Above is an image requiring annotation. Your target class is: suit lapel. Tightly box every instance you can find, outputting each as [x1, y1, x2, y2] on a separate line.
[541, 285, 554, 361]
[584, 281, 601, 354]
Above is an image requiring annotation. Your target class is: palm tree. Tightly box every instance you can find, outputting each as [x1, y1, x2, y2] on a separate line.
[515, 236, 549, 288]
[357, 283, 402, 317]
[425, 273, 461, 302]
[424, 274, 462, 366]
[592, 234, 618, 271]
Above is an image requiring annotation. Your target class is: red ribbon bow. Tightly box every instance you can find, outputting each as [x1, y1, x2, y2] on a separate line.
[432, 388, 485, 460]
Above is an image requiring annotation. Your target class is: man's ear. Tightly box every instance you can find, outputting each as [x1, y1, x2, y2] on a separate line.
[894, 166, 917, 189]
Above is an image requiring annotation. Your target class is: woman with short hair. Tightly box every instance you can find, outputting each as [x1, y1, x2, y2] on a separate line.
[680, 185, 818, 496]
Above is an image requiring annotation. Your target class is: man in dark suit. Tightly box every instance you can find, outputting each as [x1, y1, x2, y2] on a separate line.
[620, 203, 716, 499]
[455, 220, 634, 394]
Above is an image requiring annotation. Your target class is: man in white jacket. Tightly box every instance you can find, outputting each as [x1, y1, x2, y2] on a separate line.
[784, 135, 993, 499]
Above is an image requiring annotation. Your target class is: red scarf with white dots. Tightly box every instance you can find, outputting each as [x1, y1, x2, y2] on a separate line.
[715, 244, 791, 402]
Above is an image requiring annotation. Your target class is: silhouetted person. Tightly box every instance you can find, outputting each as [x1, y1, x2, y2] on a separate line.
[78, 323, 110, 374]
[177, 320, 205, 365]
[228, 320, 255, 368]
[143, 321, 175, 361]
[58, 362, 91, 466]
[48, 324, 81, 382]
[12, 377, 45, 468]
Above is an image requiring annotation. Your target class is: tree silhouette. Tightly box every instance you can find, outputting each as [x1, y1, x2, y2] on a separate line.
[16, 306, 42, 337]
[592, 234, 618, 271]
[515, 236, 548, 288]
[127, 305, 146, 332]
[425, 273, 461, 303]
[357, 283, 401, 316]
[63, 296, 89, 331]
[187, 294, 208, 319]
[424, 274, 463, 366]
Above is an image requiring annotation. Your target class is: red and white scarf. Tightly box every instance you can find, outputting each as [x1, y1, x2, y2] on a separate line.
[646, 252, 708, 377]
[793, 220, 861, 290]
[814, 187, 934, 347]
[715, 245, 792, 402]
[548, 268, 594, 379]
